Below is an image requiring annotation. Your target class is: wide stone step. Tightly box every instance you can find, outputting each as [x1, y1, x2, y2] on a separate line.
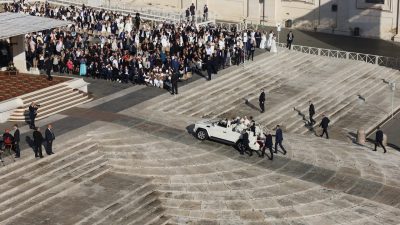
[96, 192, 163, 225]
[0, 162, 110, 224]
[259, 62, 379, 128]
[76, 181, 157, 225]
[0, 138, 95, 178]
[154, 51, 293, 113]
[0, 145, 99, 199]
[167, 51, 304, 115]
[207, 54, 336, 119]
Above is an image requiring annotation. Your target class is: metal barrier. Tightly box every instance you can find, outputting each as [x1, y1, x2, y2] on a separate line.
[277, 43, 400, 69]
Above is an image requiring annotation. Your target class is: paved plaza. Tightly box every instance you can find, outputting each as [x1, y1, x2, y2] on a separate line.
[0, 47, 399, 224]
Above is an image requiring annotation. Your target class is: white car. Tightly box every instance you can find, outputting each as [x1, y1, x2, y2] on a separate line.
[193, 119, 264, 151]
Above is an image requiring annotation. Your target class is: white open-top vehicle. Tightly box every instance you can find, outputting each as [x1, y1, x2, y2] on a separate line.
[193, 118, 264, 152]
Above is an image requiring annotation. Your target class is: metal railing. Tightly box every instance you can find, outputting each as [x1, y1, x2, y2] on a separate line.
[277, 43, 400, 69]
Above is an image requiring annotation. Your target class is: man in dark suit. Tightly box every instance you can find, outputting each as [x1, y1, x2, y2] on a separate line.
[171, 72, 179, 95]
[29, 102, 39, 129]
[309, 101, 316, 125]
[373, 126, 386, 153]
[13, 124, 20, 158]
[45, 124, 55, 155]
[274, 125, 286, 154]
[240, 131, 250, 155]
[319, 114, 330, 139]
[249, 116, 256, 136]
[33, 127, 44, 158]
[206, 57, 213, 81]
[287, 31, 294, 49]
[259, 89, 265, 113]
[263, 131, 273, 160]
[45, 57, 53, 81]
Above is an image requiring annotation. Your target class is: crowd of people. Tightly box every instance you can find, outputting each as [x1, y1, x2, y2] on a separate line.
[3, 1, 288, 93]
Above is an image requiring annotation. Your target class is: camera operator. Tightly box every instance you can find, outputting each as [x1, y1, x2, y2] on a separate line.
[29, 102, 40, 129]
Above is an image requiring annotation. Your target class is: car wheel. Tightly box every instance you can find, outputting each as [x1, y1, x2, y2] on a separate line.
[196, 129, 208, 141]
[236, 141, 246, 152]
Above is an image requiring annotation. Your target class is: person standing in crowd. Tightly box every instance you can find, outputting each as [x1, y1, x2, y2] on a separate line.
[287, 31, 294, 49]
[274, 125, 286, 155]
[185, 8, 190, 22]
[45, 56, 53, 81]
[203, 4, 208, 21]
[263, 130, 273, 160]
[241, 130, 251, 156]
[249, 116, 256, 136]
[190, 3, 196, 22]
[319, 114, 330, 139]
[29, 102, 39, 129]
[206, 56, 214, 81]
[13, 124, 20, 158]
[171, 72, 179, 95]
[33, 127, 44, 158]
[373, 126, 386, 153]
[135, 13, 141, 29]
[255, 30, 261, 48]
[259, 89, 265, 113]
[45, 124, 55, 155]
[247, 40, 255, 61]
[309, 101, 316, 125]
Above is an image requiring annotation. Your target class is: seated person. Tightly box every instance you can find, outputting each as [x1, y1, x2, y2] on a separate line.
[255, 134, 264, 151]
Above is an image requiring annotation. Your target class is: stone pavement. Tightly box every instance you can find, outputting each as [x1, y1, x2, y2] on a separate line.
[136, 47, 400, 142]
[259, 25, 400, 58]
[1, 48, 400, 224]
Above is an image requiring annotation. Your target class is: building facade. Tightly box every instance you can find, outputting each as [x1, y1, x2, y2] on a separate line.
[148, 0, 400, 41]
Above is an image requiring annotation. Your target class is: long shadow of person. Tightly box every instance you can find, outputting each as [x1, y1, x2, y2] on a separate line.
[25, 136, 36, 155]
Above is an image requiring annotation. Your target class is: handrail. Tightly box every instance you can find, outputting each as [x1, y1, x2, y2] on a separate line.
[277, 43, 400, 69]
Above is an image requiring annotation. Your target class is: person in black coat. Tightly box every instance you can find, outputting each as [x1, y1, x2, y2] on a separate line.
[274, 125, 286, 154]
[259, 89, 265, 113]
[319, 114, 330, 139]
[45, 124, 55, 155]
[206, 57, 213, 81]
[240, 131, 250, 155]
[171, 72, 179, 95]
[33, 127, 44, 158]
[287, 31, 294, 49]
[13, 124, 20, 158]
[28, 102, 39, 129]
[45, 57, 53, 81]
[309, 101, 316, 125]
[263, 131, 273, 160]
[373, 126, 386, 153]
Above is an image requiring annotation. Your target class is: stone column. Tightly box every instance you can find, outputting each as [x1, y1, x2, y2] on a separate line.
[265, 0, 282, 26]
[10, 35, 28, 73]
[357, 129, 366, 145]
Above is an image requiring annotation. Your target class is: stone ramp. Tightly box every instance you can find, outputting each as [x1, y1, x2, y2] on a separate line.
[135, 49, 400, 141]
[86, 122, 400, 225]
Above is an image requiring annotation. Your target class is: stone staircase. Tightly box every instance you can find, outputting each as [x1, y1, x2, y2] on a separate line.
[1, 119, 400, 224]
[0, 133, 170, 225]
[85, 123, 400, 225]
[8, 83, 92, 122]
[136, 48, 400, 140]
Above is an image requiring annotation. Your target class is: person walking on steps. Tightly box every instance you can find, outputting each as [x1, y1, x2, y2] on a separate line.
[319, 114, 330, 139]
[29, 102, 39, 129]
[33, 127, 44, 158]
[274, 125, 286, 155]
[259, 89, 266, 113]
[13, 124, 20, 158]
[309, 101, 316, 125]
[373, 126, 386, 153]
[263, 131, 273, 160]
[45, 124, 55, 155]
